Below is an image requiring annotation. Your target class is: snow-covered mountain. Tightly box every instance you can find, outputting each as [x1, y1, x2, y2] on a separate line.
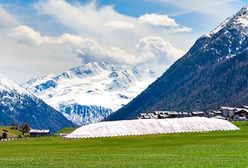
[203, 5, 248, 56]
[107, 6, 248, 121]
[23, 62, 157, 125]
[0, 73, 74, 132]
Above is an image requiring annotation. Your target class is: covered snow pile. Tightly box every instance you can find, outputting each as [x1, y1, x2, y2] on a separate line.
[65, 117, 239, 138]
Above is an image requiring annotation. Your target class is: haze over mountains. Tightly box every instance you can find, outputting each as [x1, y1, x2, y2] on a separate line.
[107, 6, 248, 121]
[0, 73, 74, 132]
[23, 62, 157, 125]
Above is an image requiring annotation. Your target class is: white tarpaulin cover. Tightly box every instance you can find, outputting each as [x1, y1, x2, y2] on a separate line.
[65, 117, 239, 138]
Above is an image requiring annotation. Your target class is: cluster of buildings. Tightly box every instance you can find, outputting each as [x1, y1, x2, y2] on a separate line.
[29, 129, 51, 137]
[138, 106, 248, 121]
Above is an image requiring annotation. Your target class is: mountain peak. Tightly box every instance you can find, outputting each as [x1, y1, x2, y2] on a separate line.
[0, 73, 29, 95]
[231, 5, 248, 25]
[237, 5, 248, 16]
[207, 5, 248, 37]
[69, 61, 116, 76]
[107, 6, 248, 121]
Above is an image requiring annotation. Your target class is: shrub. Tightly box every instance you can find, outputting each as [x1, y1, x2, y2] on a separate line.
[2, 132, 7, 139]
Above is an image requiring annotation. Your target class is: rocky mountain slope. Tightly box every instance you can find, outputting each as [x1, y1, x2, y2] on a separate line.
[107, 6, 248, 120]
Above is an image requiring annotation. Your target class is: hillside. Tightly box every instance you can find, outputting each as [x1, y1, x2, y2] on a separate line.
[107, 6, 248, 121]
[0, 126, 22, 138]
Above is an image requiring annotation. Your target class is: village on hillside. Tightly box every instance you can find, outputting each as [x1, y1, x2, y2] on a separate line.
[138, 106, 248, 121]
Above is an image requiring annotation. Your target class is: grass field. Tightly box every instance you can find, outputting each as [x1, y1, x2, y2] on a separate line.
[0, 122, 248, 168]
[57, 127, 77, 134]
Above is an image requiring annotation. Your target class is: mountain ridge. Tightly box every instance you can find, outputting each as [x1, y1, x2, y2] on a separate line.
[106, 6, 248, 121]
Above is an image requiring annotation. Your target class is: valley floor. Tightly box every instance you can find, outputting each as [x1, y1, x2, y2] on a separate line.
[0, 122, 248, 168]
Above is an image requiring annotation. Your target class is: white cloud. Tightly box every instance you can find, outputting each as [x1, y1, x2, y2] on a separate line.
[35, 1, 136, 37]
[139, 13, 177, 27]
[34, 0, 140, 51]
[168, 26, 193, 33]
[105, 20, 134, 29]
[139, 13, 192, 33]
[0, 31, 80, 84]
[35, 0, 192, 52]
[8, 25, 184, 71]
[76, 36, 185, 71]
[9, 25, 85, 46]
[150, 0, 245, 21]
[9, 25, 55, 46]
[77, 41, 138, 65]
[8, 25, 138, 64]
[0, 0, 196, 83]
[137, 36, 184, 66]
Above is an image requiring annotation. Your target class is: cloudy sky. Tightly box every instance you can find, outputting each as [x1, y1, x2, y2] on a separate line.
[0, 0, 246, 83]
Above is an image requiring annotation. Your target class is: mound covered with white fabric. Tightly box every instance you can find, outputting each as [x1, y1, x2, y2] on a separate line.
[65, 117, 239, 138]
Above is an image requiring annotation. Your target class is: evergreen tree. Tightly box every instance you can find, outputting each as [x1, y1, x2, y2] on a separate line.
[21, 123, 31, 134]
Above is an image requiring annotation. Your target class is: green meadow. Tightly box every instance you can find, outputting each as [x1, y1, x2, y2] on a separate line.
[56, 127, 77, 134]
[0, 122, 248, 168]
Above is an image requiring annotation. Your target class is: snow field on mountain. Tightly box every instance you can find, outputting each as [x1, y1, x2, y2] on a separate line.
[23, 62, 157, 125]
[0, 73, 30, 95]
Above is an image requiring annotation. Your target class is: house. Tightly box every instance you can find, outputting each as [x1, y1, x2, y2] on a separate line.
[154, 111, 166, 115]
[137, 105, 248, 121]
[140, 111, 180, 119]
[206, 110, 222, 117]
[218, 106, 248, 120]
[148, 113, 159, 119]
[165, 111, 179, 118]
[178, 112, 191, 118]
[140, 113, 147, 117]
[191, 111, 205, 117]
[213, 111, 222, 116]
[139, 112, 158, 119]
[242, 105, 248, 109]
[139, 113, 149, 119]
[218, 107, 236, 117]
[139, 111, 193, 119]
[155, 111, 172, 119]
[29, 129, 51, 137]
[233, 108, 248, 120]
[158, 114, 170, 119]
